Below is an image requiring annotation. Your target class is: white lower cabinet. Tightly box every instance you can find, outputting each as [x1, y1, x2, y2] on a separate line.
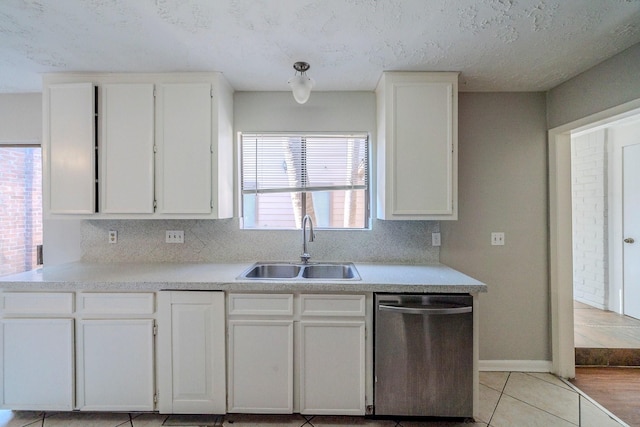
[76, 319, 154, 411]
[227, 293, 366, 415]
[0, 292, 75, 410]
[299, 321, 365, 415]
[76, 293, 156, 411]
[157, 291, 226, 414]
[228, 320, 293, 413]
[0, 318, 74, 410]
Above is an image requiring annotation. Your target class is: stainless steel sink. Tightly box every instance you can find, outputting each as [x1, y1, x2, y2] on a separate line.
[239, 262, 360, 281]
[241, 263, 302, 279]
[301, 264, 359, 279]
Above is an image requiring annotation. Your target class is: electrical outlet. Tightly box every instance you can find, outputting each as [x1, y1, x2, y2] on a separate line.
[491, 232, 505, 246]
[165, 230, 184, 244]
[431, 232, 441, 247]
[108, 230, 117, 244]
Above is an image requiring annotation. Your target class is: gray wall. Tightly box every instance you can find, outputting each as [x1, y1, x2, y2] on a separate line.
[440, 93, 549, 361]
[0, 93, 41, 143]
[547, 42, 640, 129]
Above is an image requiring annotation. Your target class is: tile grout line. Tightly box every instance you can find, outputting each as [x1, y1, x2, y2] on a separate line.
[486, 371, 511, 426]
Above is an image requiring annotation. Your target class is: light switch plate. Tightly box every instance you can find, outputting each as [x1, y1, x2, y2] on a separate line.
[166, 230, 184, 244]
[491, 232, 505, 246]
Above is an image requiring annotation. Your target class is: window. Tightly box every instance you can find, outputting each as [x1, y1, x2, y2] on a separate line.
[240, 133, 369, 229]
[0, 145, 43, 275]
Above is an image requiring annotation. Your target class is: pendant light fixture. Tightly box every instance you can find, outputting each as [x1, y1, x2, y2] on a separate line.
[288, 61, 314, 104]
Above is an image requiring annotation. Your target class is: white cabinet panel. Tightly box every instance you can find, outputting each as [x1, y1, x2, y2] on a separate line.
[77, 319, 154, 411]
[1, 292, 74, 315]
[157, 291, 226, 414]
[299, 321, 365, 415]
[48, 83, 95, 214]
[228, 320, 293, 413]
[0, 319, 74, 410]
[376, 72, 458, 220]
[393, 82, 453, 215]
[78, 292, 154, 316]
[100, 84, 155, 213]
[156, 83, 213, 214]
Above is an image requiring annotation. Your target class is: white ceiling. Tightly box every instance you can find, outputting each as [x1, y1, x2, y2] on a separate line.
[1, 0, 639, 94]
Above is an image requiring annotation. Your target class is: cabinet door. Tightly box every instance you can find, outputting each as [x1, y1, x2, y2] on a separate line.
[100, 84, 155, 213]
[299, 321, 365, 415]
[157, 292, 226, 414]
[392, 80, 454, 216]
[0, 319, 74, 410]
[156, 83, 213, 214]
[76, 319, 154, 411]
[48, 83, 95, 214]
[228, 320, 293, 413]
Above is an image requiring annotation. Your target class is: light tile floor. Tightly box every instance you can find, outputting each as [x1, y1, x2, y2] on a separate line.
[0, 372, 628, 427]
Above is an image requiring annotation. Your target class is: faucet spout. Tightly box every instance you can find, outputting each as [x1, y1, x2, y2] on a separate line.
[301, 214, 315, 263]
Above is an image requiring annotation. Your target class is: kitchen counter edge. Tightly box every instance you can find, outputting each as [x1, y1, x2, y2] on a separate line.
[0, 262, 487, 294]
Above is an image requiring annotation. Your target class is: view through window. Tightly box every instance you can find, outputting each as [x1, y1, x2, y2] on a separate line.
[0, 146, 42, 276]
[241, 133, 369, 229]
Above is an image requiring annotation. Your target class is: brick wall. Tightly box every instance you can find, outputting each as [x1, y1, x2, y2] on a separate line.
[571, 129, 608, 309]
[0, 147, 42, 276]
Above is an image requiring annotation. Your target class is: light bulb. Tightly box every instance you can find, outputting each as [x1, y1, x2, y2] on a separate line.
[288, 75, 315, 104]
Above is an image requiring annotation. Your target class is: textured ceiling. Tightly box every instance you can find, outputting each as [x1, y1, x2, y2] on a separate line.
[1, 0, 639, 93]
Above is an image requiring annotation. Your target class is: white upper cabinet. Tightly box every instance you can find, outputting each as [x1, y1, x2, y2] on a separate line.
[43, 73, 234, 219]
[100, 83, 155, 213]
[47, 83, 96, 214]
[376, 72, 458, 220]
[155, 83, 213, 214]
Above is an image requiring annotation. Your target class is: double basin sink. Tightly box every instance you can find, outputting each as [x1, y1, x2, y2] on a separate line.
[239, 262, 360, 281]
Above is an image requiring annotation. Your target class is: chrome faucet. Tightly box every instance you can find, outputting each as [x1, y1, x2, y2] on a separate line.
[300, 214, 315, 263]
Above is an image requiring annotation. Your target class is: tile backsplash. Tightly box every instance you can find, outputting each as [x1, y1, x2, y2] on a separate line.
[82, 219, 439, 264]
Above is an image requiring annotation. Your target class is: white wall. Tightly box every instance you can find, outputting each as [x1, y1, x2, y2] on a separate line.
[571, 129, 608, 309]
[440, 92, 550, 363]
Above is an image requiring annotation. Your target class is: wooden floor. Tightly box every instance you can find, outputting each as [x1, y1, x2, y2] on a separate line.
[574, 301, 640, 348]
[571, 367, 640, 426]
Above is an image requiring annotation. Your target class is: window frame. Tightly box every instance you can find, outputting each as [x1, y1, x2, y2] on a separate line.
[238, 132, 371, 230]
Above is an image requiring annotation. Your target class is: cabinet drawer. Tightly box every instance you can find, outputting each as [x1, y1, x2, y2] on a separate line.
[228, 294, 293, 316]
[78, 293, 155, 315]
[1, 292, 74, 315]
[300, 294, 366, 317]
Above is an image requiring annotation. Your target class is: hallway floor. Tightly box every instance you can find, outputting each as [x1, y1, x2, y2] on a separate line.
[574, 301, 640, 349]
[0, 372, 627, 427]
[574, 301, 640, 366]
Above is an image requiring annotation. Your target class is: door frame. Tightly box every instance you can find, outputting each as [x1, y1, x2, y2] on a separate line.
[549, 99, 640, 379]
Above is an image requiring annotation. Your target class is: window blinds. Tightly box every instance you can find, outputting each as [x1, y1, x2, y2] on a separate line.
[241, 133, 369, 195]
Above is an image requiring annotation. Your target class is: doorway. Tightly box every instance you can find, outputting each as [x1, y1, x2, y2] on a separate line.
[0, 144, 43, 276]
[570, 116, 640, 365]
[549, 101, 640, 379]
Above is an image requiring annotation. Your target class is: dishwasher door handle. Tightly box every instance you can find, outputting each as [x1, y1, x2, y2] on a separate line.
[378, 304, 472, 315]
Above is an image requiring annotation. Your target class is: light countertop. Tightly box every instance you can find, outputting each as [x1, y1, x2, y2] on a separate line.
[0, 262, 487, 294]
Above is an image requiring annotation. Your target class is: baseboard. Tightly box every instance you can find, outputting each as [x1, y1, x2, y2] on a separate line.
[479, 360, 553, 372]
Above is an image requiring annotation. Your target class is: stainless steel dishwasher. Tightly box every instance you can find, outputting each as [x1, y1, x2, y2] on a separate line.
[374, 294, 473, 417]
